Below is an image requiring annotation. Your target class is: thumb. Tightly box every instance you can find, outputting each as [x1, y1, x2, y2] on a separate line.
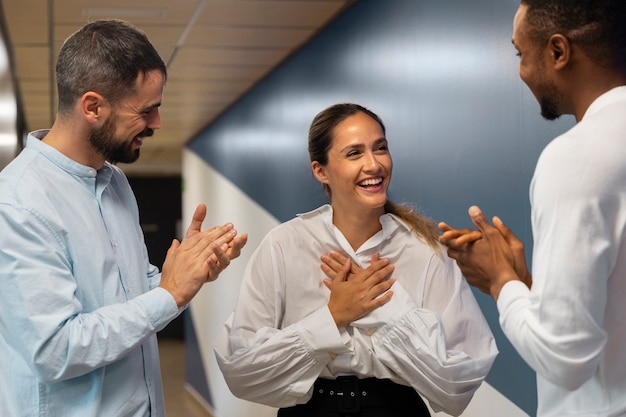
[468, 205, 491, 234]
[185, 204, 207, 238]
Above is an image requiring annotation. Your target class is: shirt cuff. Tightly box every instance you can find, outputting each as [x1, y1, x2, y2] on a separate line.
[134, 287, 181, 332]
[497, 279, 531, 316]
[297, 306, 352, 355]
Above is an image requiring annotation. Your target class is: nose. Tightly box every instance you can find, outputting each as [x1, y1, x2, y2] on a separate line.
[363, 151, 382, 172]
[148, 108, 162, 130]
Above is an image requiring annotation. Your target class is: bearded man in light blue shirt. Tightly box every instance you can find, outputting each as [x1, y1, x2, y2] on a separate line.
[0, 20, 247, 417]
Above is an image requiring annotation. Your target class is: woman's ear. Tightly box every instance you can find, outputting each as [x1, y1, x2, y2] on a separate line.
[311, 161, 329, 184]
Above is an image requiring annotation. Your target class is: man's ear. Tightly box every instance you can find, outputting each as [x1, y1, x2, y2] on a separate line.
[548, 34, 570, 70]
[311, 161, 329, 184]
[80, 91, 107, 124]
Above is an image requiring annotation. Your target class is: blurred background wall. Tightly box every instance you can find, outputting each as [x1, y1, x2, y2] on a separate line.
[0, 2, 23, 171]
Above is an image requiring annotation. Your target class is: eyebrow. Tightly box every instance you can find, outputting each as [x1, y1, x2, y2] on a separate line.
[339, 137, 387, 153]
[141, 102, 161, 113]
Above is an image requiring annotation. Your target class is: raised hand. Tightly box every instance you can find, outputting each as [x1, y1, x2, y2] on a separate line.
[159, 204, 247, 307]
[439, 206, 522, 300]
[491, 215, 532, 289]
[438, 222, 483, 246]
[320, 251, 395, 327]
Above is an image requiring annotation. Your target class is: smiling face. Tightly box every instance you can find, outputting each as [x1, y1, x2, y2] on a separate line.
[512, 4, 564, 120]
[312, 111, 392, 217]
[89, 69, 164, 164]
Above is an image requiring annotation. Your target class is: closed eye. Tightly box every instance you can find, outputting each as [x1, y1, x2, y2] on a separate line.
[374, 138, 389, 153]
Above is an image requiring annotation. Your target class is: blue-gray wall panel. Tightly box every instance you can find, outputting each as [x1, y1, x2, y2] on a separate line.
[187, 1, 576, 414]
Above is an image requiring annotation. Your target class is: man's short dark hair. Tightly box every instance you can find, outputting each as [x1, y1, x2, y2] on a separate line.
[56, 19, 167, 114]
[521, 0, 626, 71]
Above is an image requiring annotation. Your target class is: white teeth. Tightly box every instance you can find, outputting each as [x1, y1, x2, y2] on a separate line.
[359, 178, 382, 186]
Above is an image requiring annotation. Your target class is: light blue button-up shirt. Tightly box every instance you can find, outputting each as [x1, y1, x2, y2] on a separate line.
[0, 131, 180, 416]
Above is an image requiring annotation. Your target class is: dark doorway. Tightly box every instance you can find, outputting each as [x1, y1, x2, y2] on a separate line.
[128, 176, 184, 339]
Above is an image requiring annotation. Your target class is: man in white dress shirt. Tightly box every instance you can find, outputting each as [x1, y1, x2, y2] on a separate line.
[439, 1, 626, 416]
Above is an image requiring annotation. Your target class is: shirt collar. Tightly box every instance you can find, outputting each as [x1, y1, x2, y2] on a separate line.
[297, 204, 412, 243]
[581, 85, 626, 120]
[27, 130, 113, 191]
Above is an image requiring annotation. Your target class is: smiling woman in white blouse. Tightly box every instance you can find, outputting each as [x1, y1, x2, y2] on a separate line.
[215, 103, 498, 417]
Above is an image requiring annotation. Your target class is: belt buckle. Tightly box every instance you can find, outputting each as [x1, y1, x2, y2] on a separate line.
[335, 376, 360, 414]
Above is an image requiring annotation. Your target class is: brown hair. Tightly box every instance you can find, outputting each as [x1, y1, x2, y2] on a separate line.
[308, 103, 439, 249]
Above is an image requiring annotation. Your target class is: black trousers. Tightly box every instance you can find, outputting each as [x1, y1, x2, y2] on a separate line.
[277, 376, 431, 417]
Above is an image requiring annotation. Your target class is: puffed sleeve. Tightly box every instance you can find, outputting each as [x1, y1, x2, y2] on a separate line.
[364, 250, 498, 416]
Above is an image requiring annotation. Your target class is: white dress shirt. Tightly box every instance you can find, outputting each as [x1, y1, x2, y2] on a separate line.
[216, 204, 497, 416]
[498, 86, 626, 417]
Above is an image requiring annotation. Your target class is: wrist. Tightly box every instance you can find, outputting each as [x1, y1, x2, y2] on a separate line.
[491, 269, 520, 301]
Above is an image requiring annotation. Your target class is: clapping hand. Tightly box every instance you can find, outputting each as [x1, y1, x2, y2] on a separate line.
[160, 204, 248, 307]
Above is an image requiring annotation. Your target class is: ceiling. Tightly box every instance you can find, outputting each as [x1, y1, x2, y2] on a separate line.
[1, 0, 354, 176]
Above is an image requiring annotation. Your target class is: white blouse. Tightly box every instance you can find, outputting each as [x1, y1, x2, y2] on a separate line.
[215, 204, 497, 416]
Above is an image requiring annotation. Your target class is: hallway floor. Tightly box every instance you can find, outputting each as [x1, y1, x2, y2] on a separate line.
[159, 338, 214, 417]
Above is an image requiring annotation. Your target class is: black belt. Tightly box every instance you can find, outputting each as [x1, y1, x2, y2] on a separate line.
[307, 376, 430, 415]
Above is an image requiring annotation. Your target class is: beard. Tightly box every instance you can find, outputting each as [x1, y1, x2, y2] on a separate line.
[535, 64, 562, 121]
[88, 112, 154, 164]
[539, 92, 561, 121]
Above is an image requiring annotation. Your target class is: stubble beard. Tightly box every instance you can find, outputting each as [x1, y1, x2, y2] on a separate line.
[88, 113, 153, 164]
